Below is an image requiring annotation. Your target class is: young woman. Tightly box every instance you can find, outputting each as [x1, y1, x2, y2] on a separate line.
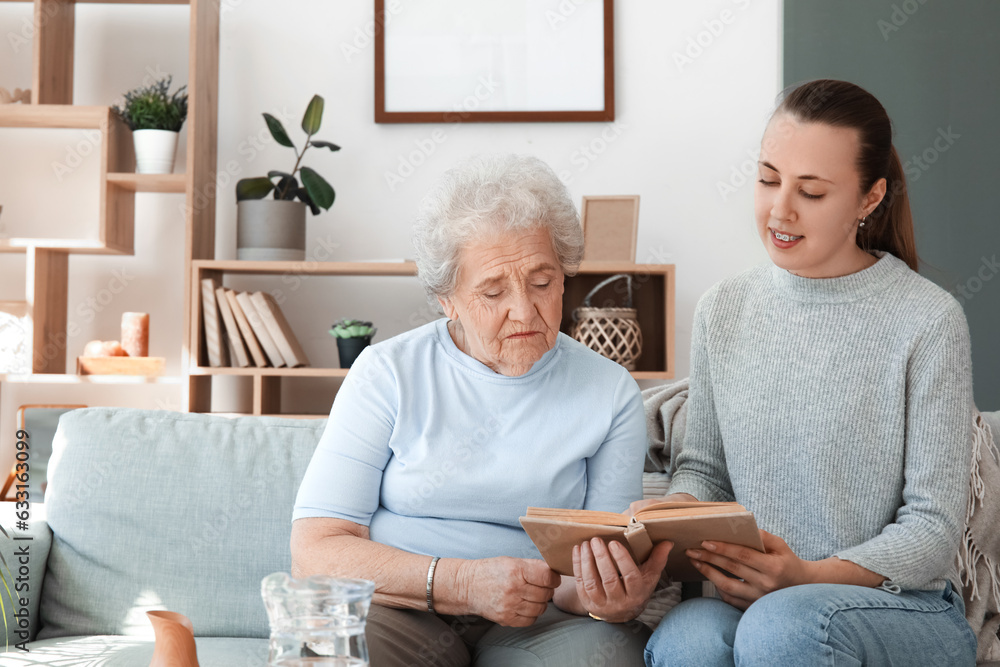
[577, 79, 978, 665]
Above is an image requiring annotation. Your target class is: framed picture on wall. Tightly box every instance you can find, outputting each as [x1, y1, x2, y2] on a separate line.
[581, 195, 640, 262]
[374, 0, 614, 123]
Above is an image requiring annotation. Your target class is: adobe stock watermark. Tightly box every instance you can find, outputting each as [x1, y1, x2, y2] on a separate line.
[545, 0, 595, 30]
[400, 414, 504, 513]
[7, 0, 59, 54]
[673, 0, 753, 73]
[340, 0, 404, 64]
[29, 267, 137, 370]
[383, 76, 501, 192]
[951, 255, 999, 305]
[716, 124, 959, 203]
[877, 0, 929, 41]
[902, 126, 959, 183]
[558, 120, 628, 185]
[51, 65, 172, 182]
[266, 234, 343, 305]
[180, 106, 297, 218]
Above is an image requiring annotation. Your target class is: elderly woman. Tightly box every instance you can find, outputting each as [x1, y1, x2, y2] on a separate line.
[291, 154, 671, 667]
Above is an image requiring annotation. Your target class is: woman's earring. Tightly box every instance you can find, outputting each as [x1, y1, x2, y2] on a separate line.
[859, 215, 868, 228]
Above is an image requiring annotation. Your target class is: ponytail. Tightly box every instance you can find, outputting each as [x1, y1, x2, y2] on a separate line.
[861, 146, 918, 271]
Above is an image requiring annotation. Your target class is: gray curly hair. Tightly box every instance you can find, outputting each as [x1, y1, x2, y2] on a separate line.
[412, 154, 584, 301]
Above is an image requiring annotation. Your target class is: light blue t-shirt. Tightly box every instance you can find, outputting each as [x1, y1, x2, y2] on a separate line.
[293, 318, 646, 560]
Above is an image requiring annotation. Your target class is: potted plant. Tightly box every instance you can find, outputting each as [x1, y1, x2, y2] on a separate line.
[112, 76, 188, 174]
[329, 319, 375, 368]
[235, 95, 339, 261]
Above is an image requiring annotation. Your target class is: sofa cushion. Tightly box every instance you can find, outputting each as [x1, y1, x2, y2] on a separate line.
[9, 636, 268, 665]
[37, 408, 326, 641]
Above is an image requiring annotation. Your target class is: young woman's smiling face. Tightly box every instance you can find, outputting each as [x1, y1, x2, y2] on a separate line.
[755, 114, 886, 278]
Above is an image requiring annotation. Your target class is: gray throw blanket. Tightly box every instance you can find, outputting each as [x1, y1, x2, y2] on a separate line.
[642, 382, 1000, 662]
[959, 412, 1000, 663]
[641, 378, 689, 476]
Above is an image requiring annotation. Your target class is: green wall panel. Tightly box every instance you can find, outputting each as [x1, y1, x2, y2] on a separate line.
[784, 0, 1000, 409]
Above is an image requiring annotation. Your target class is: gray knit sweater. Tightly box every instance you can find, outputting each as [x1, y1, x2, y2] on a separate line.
[669, 252, 974, 591]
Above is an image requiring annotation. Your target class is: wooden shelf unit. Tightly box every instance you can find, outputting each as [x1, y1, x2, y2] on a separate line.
[560, 262, 675, 378]
[188, 260, 674, 417]
[0, 0, 219, 377]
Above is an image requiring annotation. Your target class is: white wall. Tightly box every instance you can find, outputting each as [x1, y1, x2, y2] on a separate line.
[0, 1, 779, 434]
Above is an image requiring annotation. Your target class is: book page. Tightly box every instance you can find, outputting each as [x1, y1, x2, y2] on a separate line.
[524, 507, 627, 526]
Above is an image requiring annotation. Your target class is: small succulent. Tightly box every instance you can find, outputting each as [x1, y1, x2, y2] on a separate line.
[329, 319, 376, 339]
[235, 94, 340, 215]
[112, 75, 188, 132]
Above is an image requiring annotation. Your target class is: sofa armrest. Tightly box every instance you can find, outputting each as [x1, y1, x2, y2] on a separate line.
[0, 503, 52, 649]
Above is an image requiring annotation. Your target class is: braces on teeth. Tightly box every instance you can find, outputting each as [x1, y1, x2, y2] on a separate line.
[774, 231, 801, 242]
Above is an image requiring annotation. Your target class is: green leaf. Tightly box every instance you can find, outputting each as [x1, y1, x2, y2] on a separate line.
[236, 177, 275, 201]
[301, 95, 324, 136]
[263, 113, 294, 148]
[300, 167, 335, 211]
[267, 170, 294, 180]
[296, 187, 321, 216]
[273, 176, 299, 200]
[309, 140, 341, 152]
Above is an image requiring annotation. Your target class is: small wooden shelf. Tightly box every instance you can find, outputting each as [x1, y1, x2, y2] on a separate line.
[0, 0, 190, 3]
[0, 239, 130, 254]
[187, 260, 674, 415]
[0, 105, 110, 129]
[107, 173, 186, 193]
[190, 367, 349, 378]
[0, 373, 182, 385]
[192, 259, 418, 276]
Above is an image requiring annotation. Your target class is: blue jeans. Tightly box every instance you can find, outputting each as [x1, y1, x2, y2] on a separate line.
[644, 582, 976, 666]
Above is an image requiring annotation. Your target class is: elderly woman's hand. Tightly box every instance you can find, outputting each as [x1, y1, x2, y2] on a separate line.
[461, 556, 562, 627]
[572, 538, 673, 623]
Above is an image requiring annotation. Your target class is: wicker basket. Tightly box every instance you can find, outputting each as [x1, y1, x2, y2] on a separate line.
[570, 274, 643, 370]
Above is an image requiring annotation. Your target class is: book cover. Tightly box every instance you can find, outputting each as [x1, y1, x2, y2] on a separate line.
[200, 278, 228, 367]
[225, 289, 268, 368]
[248, 291, 310, 368]
[236, 291, 286, 368]
[519, 501, 763, 581]
[215, 286, 250, 368]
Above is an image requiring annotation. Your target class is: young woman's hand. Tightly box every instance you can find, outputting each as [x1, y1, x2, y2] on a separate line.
[685, 530, 812, 610]
[571, 537, 673, 622]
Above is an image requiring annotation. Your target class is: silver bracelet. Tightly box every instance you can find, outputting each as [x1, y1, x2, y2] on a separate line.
[426, 556, 440, 614]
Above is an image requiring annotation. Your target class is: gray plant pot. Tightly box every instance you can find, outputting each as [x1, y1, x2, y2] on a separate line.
[237, 200, 306, 261]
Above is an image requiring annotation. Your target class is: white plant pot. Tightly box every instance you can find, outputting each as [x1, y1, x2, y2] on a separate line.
[237, 200, 307, 261]
[133, 129, 178, 174]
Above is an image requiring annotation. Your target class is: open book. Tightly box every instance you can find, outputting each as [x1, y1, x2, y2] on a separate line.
[519, 502, 764, 581]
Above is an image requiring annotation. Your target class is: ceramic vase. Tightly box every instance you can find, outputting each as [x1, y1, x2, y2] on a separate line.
[147, 610, 200, 667]
[237, 200, 307, 261]
[133, 129, 179, 174]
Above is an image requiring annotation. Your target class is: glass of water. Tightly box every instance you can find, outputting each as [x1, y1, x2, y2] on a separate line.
[261, 572, 376, 666]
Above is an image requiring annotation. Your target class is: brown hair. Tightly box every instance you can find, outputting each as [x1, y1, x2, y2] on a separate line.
[776, 79, 918, 271]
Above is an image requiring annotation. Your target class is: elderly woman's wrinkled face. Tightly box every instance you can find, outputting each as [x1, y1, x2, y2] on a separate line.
[439, 227, 564, 377]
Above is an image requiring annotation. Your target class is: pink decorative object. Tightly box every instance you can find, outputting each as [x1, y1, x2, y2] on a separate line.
[83, 340, 127, 357]
[121, 312, 149, 357]
[147, 610, 200, 667]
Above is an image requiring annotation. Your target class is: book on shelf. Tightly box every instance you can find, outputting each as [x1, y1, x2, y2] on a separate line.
[248, 291, 310, 368]
[519, 501, 763, 582]
[200, 278, 228, 367]
[225, 289, 268, 368]
[235, 291, 286, 368]
[214, 286, 251, 368]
